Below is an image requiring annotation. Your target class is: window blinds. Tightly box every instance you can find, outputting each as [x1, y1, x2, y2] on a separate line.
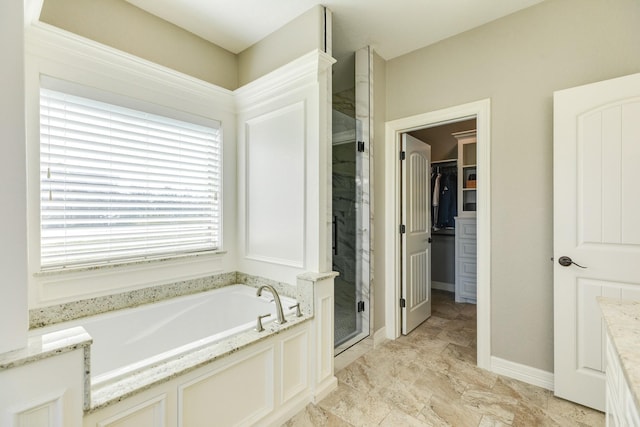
[40, 88, 221, 269]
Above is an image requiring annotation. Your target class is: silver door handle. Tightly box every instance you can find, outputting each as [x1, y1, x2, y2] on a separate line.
[558, 256, 587, 269]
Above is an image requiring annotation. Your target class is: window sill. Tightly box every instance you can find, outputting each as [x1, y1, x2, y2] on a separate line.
[34, 250, 228, 278]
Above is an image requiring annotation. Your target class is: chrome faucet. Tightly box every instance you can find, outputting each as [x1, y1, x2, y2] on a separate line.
[256, 285, 287, 324]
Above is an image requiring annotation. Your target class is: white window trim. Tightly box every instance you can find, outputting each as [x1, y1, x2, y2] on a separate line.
[25, 23, 237, 307]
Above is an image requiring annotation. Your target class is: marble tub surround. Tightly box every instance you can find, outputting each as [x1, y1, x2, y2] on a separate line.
[30, 270, 317, 329]
[237, 271, 315, 317]
[30, 271, 237, 328]
[598, 297, 640, 410]
[286, 290, 604, 427]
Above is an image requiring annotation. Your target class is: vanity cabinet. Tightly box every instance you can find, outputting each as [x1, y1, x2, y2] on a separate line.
[600, 298, 640, 427]
[605, 333, 640, 426]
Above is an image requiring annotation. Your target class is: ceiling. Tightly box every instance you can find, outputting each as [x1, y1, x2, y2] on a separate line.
[125, 0, 544, 61]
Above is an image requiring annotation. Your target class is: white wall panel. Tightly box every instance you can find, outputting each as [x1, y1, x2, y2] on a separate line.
[0, 0, 28, 354]
[96, 395, 166, 427]
[0, 350, 84, 427]
[280, 330, 309, 404]
[246, 102, 306, 267]
[178, 348, 274, 427]
[236, 50, 335, 285]
[17, 398, 61, 427]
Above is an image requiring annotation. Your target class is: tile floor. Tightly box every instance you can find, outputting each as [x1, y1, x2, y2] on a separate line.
[284, 290, 605, 426]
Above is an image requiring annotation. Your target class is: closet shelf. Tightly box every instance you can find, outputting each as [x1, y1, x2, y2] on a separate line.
[431, 158, 457, 164]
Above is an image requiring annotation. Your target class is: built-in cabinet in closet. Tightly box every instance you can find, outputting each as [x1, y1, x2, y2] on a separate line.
[453, 130, 477, 304]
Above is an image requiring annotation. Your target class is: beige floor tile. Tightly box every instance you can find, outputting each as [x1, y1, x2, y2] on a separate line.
[317, 382, 392, 427]
[491, 376, 551, 410]
[283, 404, 353, 427]
[283, 290, 605, 427]
[418, 395, 483, 427]
[478, 414, 511, 427]
[461, 388, 518, 424]
[379, 409, 430, 427]
[546, 396, 605, 426]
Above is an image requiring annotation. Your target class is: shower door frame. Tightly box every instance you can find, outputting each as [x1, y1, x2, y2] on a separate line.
[333, 46, 371, 355]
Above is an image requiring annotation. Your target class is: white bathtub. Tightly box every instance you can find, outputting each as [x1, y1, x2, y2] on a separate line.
[44, 284, 297, 389]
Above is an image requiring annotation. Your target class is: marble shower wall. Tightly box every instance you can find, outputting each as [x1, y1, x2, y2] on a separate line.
[332, 141, 357, 287]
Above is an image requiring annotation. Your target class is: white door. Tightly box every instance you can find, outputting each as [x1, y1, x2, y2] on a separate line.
[554, 72, 640, 411]
[401, 133, 432, 334]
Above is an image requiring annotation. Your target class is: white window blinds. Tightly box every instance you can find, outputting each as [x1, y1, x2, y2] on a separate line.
[40, 88, 221, 269]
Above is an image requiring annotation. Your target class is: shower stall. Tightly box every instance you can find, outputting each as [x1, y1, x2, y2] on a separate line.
[332, 48, 370, 354]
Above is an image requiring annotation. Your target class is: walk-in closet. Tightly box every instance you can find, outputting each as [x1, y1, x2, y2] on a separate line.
[409, 118, 477, 303]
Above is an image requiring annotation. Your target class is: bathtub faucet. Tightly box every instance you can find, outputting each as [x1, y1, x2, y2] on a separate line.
[256, 285, 287, 324]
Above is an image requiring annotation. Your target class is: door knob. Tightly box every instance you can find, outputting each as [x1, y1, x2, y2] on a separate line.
[558, 256, 587, 269]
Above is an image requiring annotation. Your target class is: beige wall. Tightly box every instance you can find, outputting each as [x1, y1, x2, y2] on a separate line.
[40, 0, 238, 90]
[410, 119, 477, 162]
[237, 5, 325, 87]
[372, 51, 386, 331]
[383, 0, 640, 371]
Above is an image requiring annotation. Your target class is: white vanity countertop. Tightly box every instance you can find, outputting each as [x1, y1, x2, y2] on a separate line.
[599, 297, 640, 409]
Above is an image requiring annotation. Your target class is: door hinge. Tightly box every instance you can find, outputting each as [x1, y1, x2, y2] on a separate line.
[400, 298, 406, 308]
[400, 224, 406, 234]
[400, 151, 406, 161]
[428, 237, 432, 243]
[357, 301, 365, 312]
[357, 140, 365, 152]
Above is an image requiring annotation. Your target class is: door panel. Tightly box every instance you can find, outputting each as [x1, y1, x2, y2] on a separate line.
[553, 72, 640, 411]
[401, 133, 431, 334]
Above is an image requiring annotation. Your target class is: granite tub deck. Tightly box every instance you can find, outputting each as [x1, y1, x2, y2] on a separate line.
[0, 326, 91, 374]
[598, 297, 640, 410]
[89, 310, 312, 412]
[10, 272, 319, 414]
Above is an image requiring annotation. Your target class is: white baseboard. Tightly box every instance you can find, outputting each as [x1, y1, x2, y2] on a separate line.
[432, 281, 455, 292]
[373, 327, 387, 348]
[491, 356, 554, 391]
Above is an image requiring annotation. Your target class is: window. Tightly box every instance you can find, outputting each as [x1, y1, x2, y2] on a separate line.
[39, 87, 221, 270]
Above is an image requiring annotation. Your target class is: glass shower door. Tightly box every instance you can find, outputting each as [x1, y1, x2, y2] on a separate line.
[332, 47, 370, 354]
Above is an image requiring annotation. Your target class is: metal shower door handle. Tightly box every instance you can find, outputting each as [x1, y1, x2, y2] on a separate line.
[558, 256, 587, 269]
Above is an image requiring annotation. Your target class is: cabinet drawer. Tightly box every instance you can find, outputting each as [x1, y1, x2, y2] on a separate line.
[456, 221, 477, 239]
[458, 276, 477, 298]
[457, 240, 477, 258]
[458, 259, 477, 277]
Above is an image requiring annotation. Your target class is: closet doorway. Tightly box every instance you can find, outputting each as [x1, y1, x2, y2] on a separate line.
[385, 99, 491, 369]
[411, 118, 476, 292]
[399, 119, 477, 335]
